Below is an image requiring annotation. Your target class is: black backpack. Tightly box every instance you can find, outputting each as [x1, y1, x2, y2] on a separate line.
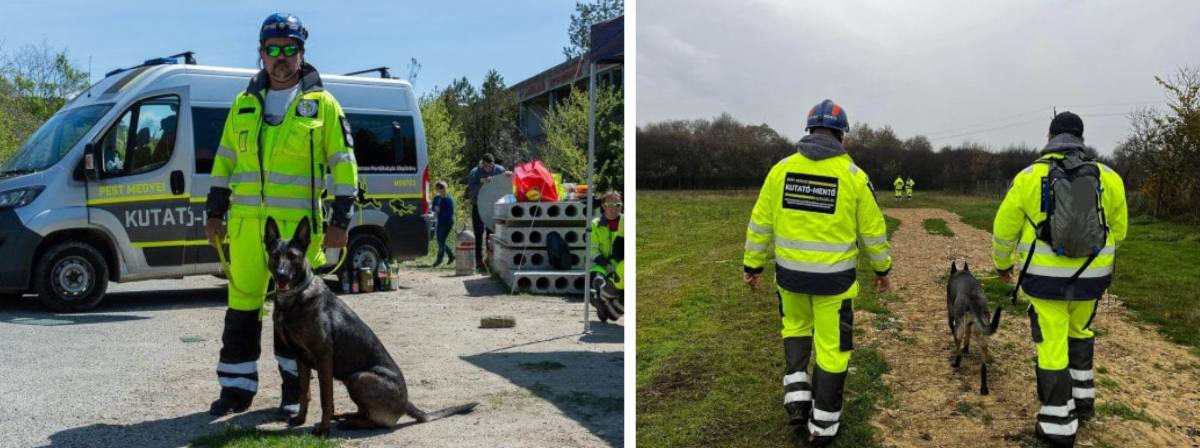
[547, 232, 571, 270]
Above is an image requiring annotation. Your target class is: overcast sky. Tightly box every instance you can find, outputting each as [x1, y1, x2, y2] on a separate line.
[636, 0, 1200, 156]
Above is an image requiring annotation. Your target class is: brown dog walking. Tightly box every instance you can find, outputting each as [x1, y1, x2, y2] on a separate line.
[265, 216, 478, 435]
[947, 261, 1002, 395]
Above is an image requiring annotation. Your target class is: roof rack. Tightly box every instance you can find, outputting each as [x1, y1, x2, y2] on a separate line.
[105, 51, 197, 78]
[343, 67, 393, 79]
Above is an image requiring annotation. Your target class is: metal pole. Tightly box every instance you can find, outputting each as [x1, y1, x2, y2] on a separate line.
[583, 62, 597, 333]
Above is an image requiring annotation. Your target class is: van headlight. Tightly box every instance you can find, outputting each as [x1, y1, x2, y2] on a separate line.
[0, 186, 45, 209]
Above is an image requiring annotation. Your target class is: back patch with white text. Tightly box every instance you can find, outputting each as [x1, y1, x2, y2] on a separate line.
[782, 173, 838, 214]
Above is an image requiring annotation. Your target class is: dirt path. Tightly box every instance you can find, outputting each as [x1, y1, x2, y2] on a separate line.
[865, 208, 1200, 448]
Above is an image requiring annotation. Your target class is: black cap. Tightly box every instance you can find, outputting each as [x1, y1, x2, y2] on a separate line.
[1049, 111, 1084, 137]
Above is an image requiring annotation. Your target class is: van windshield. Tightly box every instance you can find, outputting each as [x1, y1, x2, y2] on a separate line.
[0, 104, 113, 176]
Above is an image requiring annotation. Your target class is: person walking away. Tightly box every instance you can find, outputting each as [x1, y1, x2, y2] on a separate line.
[431, 180, 455, 267]
[204, 12, 358, 419]
[893, 176, 904, 203]
[466, 153, 508, 270]
[993, 111, 1127, 447]
[905, 176, 915, 201]
[589, 191, 624, 322]
[743, 99, 892, 447]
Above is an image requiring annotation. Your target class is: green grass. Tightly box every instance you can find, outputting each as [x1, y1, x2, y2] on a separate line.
[637, 190, 895, 448]
[912, 191, 1200, 353]
[921, 218, 955, 237]
[191, 424, 341, 448]
[1096, 402, 1160, 427]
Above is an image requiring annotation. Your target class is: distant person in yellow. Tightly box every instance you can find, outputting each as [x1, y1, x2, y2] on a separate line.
[743, 99, 891, 447]
[905, 177, 915, 201]
[993, 111, 1127, 448]
[892, 176, 904, 202]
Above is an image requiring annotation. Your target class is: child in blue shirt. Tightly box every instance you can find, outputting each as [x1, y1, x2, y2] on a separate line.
[432, 180, 456, 266]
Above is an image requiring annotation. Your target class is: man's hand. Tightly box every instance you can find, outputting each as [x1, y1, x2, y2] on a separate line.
[205, 218, 225, 248]
[873, 275, 890, 293]
[998, 267, 1015, 284]
[323, 225, 348, 249]
[744, 273, 761, 290]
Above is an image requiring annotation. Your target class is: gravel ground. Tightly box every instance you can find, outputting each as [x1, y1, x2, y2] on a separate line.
[0, 268, 625, 448]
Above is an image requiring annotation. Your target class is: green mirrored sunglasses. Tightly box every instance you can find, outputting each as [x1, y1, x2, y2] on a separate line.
[263, 44, 300, 58]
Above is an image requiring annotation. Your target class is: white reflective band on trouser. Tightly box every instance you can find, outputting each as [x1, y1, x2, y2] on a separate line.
[808, 421, 840, 437]
[219, 376, 259, 392]
[217, 361, 258, 375]
[784, 390, 811, 404]
[813, 408, 841, 422]
[276, 356, 298, 376]
[1070, 369, 1093, 381]
[776, 257, 858, 274]
[1039, 399, 1076, 418]
[1072, 388, 1096, 399]
[1038, 419, 1078, 436]
[1025, 265, 1113, 278]
[783, 371, 810, 386]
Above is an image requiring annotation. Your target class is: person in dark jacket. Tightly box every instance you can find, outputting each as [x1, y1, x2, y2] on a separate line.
[431, 180, 456, 267]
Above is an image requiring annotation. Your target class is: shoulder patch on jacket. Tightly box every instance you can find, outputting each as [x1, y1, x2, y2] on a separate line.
[340, 116, 354, 148]
[296, 99, 319, 117]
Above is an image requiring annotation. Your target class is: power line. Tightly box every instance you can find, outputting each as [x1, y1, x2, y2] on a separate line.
[924, 107, 1051, 137]
[923, 101, 1163, 138]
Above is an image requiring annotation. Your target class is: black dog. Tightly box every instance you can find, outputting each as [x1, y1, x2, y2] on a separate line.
[265, 216, 478, 435]
[947, 261, 1003, 395]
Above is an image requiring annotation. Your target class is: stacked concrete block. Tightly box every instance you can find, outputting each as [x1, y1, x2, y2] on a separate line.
[490, 201, 589, 294]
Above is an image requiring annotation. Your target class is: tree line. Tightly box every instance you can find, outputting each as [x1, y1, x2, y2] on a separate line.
[639, 66, 1200, 219]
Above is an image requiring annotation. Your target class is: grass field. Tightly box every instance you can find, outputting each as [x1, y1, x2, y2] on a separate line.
[636, 190, 899, 448]
[638, 189, 1200, 447]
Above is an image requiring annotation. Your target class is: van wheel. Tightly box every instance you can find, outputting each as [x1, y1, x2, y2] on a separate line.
[36, 242, 109, 312]
[346, 234, 388, 273]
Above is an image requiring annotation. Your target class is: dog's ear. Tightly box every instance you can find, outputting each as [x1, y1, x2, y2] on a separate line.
[964, 261, 971, 272]
[950, 261, 957, 274]
[264, 217, 281, 249]
[293, 216, 312, 252]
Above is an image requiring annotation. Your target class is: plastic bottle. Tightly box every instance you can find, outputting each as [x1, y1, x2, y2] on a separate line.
[377, 259, 389, 291]
[351, 266, 359, 293]
[341, 265, 350, 293]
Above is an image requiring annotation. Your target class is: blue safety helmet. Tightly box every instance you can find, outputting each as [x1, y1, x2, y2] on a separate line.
[805, 99, 850, 134]
[260, 13, 308, 44]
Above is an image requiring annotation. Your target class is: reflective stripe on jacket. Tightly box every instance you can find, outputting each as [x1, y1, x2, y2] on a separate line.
[211, 63, 358, 224]
[992, 140, 1128, 300]
[745, 152, 892, 295]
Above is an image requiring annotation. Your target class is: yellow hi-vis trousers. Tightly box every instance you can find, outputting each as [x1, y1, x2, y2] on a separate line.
[1026, 294, 1098, 446]
[779, 282, 857, 374]
[227, 216, 327, 312]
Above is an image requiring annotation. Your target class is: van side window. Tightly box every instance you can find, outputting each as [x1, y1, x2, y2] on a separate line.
[192, 107, 229, 174]
[99, 95, 180, 177]
[347, 114, 417, 174]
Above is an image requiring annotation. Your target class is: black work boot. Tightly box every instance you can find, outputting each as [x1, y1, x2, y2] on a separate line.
[209, 395, 252, 416]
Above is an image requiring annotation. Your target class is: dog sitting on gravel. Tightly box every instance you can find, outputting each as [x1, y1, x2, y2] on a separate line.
[265, 216, 478, 435]
[946, 261, 1002, 395]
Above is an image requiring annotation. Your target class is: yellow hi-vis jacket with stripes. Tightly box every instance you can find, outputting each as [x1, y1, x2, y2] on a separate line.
[745, 149, 892, 296]
[209, 63, 358, 228]
[992, 139, 1128, 301]
[893, 177, 904, 191]
[590, 214, 624, 290]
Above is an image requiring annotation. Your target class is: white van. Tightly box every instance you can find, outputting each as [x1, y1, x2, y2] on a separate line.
[0, 55, 431, 311]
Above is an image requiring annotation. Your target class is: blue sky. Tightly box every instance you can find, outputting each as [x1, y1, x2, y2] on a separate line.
[0, 0, 582, 99]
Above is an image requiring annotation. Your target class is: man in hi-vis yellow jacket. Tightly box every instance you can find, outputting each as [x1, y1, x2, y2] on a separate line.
[743, 99, 892, 447]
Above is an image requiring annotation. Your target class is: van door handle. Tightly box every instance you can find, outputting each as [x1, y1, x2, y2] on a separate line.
[170, 170, 185, 195]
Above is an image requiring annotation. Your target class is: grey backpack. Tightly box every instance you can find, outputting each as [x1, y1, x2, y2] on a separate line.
[1012, 151, 1108, 303]
[1035, 151, 1108, 258]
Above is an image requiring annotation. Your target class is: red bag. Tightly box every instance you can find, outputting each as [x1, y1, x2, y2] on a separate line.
[513, 160, 560, 202]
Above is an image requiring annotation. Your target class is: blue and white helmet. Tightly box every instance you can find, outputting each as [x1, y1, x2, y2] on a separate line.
[260, 13, 308, 44]
[805, 99, 849, 133]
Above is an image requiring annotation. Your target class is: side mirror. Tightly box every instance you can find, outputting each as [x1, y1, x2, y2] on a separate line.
[83, 143, 100, 181]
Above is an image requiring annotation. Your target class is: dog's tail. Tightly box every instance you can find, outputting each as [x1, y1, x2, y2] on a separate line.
[406, 400, 479, 422]
[988, 306, 1003, 335]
